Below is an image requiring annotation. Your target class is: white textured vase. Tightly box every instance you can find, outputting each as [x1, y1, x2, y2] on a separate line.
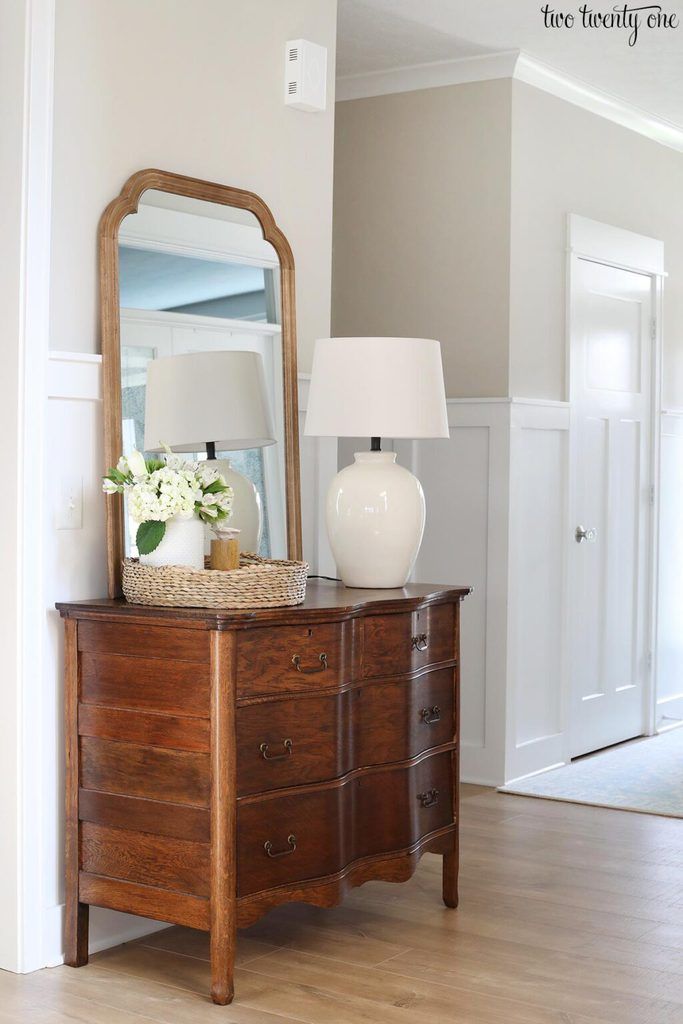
[326, 452, 426, 588]
[139, 515, 205, 570]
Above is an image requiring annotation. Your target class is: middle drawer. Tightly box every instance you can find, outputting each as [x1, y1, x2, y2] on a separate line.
[237, 666, 455, 796]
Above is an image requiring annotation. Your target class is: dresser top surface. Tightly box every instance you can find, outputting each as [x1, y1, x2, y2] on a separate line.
[57, 579, 471, 628]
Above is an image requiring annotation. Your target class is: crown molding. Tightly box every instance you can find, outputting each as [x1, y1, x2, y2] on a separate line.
[514, 53, 683, 153]
[337, 49, 683, 153]
[335, 50, 518, 102]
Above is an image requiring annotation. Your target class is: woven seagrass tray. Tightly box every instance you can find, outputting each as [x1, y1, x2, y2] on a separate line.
[122, 553, 309, 609]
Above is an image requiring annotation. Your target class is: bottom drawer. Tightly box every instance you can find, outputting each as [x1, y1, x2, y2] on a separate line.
[237, 750, 454, 896]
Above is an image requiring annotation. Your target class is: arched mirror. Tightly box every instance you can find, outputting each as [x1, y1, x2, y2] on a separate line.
[100, 170, 302, 597]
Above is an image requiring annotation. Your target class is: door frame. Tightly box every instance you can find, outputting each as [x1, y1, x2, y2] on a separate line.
[565, 214, 665, 760]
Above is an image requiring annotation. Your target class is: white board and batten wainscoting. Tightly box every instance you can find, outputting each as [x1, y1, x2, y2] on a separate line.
[395, 398, 571, 786]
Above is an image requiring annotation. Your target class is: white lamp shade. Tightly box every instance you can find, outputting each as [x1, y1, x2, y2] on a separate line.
[143, 350, 276, 453]
[304, 337, 449, 439]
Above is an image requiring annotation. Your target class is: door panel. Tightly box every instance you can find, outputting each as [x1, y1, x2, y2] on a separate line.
[569, 258, 652, 757]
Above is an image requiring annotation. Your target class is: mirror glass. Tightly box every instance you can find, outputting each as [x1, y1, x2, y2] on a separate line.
[117, 189, 286, 559]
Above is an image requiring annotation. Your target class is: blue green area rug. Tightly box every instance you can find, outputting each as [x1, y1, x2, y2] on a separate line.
[499, 727, 683, 818]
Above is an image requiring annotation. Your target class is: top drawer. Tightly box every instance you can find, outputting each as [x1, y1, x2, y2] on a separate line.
[362, 602, 456, 679]
[236, 620, 354, 698]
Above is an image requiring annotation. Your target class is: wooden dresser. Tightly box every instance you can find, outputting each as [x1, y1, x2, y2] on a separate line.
[57, 581, 469, 1004]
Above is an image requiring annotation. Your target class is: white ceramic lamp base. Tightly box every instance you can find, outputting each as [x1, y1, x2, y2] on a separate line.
[209, 458, 262, 554]
[326, 451, 426, 588]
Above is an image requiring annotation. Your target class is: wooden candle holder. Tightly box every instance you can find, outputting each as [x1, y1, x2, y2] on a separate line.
[211, 537, 239, 571]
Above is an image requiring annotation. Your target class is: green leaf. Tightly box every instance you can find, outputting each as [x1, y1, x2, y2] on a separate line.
[203, 478, 227, 494]
[136, 520, 166, 555]
[145, 458, 166, 473]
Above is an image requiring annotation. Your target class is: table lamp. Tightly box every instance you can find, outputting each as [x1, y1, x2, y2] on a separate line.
[304, 337, 449, 588]
[144, 350, 275, 552]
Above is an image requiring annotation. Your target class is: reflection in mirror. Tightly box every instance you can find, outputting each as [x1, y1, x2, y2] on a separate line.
[118, 190, 286, 558]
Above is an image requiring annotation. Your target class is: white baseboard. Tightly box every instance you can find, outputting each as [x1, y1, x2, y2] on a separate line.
[460, 772, 502, 788]
[501, 761, 568, 787]
[42, 904, 169, 969]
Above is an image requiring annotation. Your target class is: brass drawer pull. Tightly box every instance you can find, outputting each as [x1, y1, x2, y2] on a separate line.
[412, 633, 429, 652]
[264, 834, 297, 858]
[259, 739, 293, 761]
[420, 705, 441, 725]
[417, 789, 439, 808]
[292, 652, 328, 674]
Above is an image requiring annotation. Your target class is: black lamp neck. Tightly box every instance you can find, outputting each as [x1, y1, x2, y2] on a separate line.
[206, 441, 216, 461]
[370, 436, 382, 452]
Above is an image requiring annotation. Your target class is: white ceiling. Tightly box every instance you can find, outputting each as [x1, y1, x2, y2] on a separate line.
[337, 0, 683, 128]
[119, 248, 265, 310]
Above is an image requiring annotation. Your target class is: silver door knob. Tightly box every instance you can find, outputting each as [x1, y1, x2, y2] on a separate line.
[575, 525, 597, 543]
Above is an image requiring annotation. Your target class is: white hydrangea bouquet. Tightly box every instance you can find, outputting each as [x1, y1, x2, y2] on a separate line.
[103, 448, 233, 558]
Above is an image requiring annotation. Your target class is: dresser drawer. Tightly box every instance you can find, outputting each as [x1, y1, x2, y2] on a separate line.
[362, 602, 455, 678]
[357, 667, 455, 765]
[237, 692, 346, 795]
[236, 621, 353, 697]
[237, 667, 454, 795]
[237, 751, 453, 896]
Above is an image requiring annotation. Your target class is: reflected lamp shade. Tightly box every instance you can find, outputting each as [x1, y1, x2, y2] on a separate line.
[304, 338, 449, 589]
[143, 350, 275, 454]
[144, 350, 276, 554]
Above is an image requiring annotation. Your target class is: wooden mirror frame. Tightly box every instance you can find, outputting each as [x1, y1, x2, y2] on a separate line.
[100, 168, 302, 597]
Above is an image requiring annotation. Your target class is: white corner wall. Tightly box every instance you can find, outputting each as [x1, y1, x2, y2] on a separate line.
[5, 0, 339, 974]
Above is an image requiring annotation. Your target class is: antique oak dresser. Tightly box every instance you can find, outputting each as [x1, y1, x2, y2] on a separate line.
[58, 580, 469, 1004]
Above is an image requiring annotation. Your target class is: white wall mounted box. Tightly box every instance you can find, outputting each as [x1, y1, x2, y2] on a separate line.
[285, 39, 327, 112]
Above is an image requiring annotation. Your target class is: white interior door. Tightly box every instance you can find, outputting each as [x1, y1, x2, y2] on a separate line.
[569, 257, 653, 757]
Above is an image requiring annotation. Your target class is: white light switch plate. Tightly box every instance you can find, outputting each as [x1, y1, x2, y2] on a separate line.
[56, 477, 83, 530]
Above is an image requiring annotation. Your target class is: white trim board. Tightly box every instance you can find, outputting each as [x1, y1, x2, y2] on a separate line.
[336, 49, 683, 155]
[568, 214, 666, 277]
[336, 50, 518, 101]
[1, 0, 56, 976]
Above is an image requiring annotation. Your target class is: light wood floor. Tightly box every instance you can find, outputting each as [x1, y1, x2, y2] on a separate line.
[2, 784, 683, 1023]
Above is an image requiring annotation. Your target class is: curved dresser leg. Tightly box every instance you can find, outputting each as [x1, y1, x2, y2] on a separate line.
[210, 931, 234, 1006]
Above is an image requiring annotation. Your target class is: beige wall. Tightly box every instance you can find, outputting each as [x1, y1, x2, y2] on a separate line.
[50, 0, 337, 371]
[332, 81, 512, 398]
[333, 78, 683, 406]
[510, 81, 683, 405]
